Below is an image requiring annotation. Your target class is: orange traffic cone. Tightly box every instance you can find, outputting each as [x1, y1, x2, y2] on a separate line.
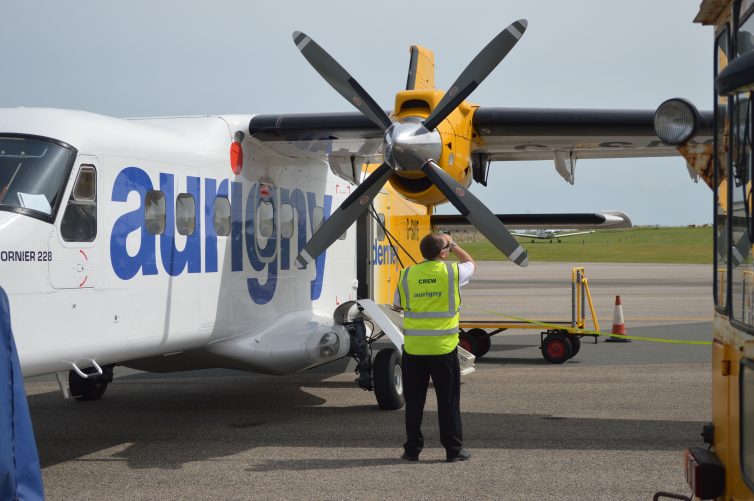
[605, 295, 630, 342]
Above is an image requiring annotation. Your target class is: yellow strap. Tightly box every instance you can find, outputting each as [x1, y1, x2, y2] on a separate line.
[460, 303, 712, 346]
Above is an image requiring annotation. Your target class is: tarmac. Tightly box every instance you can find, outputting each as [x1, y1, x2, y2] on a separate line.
[25, 262, 712, 500]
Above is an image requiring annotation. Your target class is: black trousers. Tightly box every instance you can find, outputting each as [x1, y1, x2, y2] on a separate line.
[402, 348, 463, 457]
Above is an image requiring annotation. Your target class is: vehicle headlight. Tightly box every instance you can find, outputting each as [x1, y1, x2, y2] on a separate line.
[654, 98, 700, 145]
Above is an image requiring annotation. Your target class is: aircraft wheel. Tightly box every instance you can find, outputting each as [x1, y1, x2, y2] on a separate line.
[374, 348, 404, 410]
[466, 328, 491, 358]
[69, 364, 114, 401]
[458, 331, 479, 356]
[569, 335, 581, 358]
[542, 333, 573, 364]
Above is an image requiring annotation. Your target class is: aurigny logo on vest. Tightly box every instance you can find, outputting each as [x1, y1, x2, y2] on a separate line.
[109, 166, 331, 305]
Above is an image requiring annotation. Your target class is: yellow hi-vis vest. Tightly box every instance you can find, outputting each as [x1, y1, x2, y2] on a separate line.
[398, 260, 461, 355]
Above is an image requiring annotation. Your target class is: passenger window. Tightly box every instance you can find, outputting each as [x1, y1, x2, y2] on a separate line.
[280, 203, 294, 238]
[145, 190, 166, 235]
[175, 193, 195, 236]
[61, 165, 97, 242]
[257, 200, 275, 240]
[312, 206, 324, 232]
[213, 196, 230, 237]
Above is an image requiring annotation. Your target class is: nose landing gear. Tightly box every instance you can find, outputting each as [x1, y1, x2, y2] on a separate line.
[69, 364, 114, 401]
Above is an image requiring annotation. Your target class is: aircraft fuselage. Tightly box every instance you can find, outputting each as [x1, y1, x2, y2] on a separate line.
[0, 108, 356, 377]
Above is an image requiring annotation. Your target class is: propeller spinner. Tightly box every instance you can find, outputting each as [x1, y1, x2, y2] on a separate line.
[293, 21, 529, 270]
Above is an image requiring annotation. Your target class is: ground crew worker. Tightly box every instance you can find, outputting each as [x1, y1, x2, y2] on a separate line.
[393, 232, 475, 462]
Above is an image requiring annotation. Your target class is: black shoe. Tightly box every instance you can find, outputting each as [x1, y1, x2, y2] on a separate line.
[446, 448, 471, 462]
[401, 452, 419, 461]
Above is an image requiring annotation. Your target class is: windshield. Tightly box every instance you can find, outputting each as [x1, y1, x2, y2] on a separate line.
[0, 136, 76, 220]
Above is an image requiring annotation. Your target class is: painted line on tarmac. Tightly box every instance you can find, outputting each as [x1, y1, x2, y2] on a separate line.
[624, 317, 710, 322]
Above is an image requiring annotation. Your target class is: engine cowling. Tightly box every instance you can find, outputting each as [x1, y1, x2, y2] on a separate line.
[387, 89, 475, 206]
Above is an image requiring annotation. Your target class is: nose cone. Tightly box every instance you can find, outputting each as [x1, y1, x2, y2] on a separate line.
[384, 118, 442, 171]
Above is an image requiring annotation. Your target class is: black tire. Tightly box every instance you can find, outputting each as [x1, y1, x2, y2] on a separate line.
[458, 331, 479, 356]
[467, 328, 491, 358]
[69, 365, 114, 401]
[569, 335, 581, 358]
[541, 333, 573, 364]
[374, 348, 404, 410]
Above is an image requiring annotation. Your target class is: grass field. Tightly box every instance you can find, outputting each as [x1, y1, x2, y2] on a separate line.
[458, 226, 713, 264]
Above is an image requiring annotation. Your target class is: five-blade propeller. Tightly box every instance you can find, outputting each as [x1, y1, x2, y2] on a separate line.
[292, 21, 529, 270]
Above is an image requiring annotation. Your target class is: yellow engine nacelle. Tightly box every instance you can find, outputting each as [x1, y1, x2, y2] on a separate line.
[387, 89, 476, 206]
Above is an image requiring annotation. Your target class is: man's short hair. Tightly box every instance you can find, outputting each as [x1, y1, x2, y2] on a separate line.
[419, 233, 447, 260]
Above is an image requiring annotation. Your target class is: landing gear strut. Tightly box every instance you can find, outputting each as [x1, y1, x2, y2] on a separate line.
[344, 317, 404, 410]
[344, 319, 373, 391]
[69, 364, 114, 401]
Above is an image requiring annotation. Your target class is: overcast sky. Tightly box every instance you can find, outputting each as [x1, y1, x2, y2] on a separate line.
[0, 1, 713, 226]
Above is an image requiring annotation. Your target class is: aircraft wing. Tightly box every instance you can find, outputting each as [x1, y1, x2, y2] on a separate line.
[431, 210, 632, 231]
[248, 107, 714, 184]
[509, 230, 595, 239]
[545, 230, 595, 238]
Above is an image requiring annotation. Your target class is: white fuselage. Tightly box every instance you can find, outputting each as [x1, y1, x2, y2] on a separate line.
[0, 108, 356, 377]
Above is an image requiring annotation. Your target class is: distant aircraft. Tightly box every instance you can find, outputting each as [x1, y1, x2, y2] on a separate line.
[0, 22, 712, 410]
[512, 229, 595, 241]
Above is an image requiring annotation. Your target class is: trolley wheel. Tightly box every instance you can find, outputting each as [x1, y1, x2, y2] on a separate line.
[541, 333, 573, 364]
[373, 348, 404, 410]
[458, 331, 479, 356]
[466, 328, 491, 358]
[569, 335, 581, 358]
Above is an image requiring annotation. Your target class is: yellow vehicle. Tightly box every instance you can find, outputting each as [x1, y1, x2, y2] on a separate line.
[655, 2, 754, 499]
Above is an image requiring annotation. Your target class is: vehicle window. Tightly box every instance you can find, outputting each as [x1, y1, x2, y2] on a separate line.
[717, 27, 731, 309]
[280, 203, 294, 239]
[60, 165, 97, 242]
[731, 15, 754, 326]
[0, 136, 76, 219]
[741, 359, 754, 489]
[213, 196, 230, 237]
[175, 193, 195, 236]
[145, 190, 166, 235]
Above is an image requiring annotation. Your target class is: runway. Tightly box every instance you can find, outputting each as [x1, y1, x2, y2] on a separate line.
[26, 262, 712, 500]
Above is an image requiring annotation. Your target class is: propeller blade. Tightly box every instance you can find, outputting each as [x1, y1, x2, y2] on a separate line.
[422, 160, 528, 267]
[293, 31, 393, 131]
[295, 163, 393, 269]
[422, 20, 527, 131]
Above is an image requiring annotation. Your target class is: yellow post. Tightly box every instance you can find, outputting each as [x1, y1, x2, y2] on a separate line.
[571, 267, 600, 334]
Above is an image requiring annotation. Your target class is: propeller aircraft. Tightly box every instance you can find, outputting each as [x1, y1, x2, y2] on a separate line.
[0, 21, 713, 409]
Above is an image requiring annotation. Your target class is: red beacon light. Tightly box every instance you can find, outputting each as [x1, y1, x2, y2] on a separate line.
[230, 140, 243, 175]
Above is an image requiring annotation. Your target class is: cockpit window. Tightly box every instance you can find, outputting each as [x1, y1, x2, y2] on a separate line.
[0, 136, 76, 220]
